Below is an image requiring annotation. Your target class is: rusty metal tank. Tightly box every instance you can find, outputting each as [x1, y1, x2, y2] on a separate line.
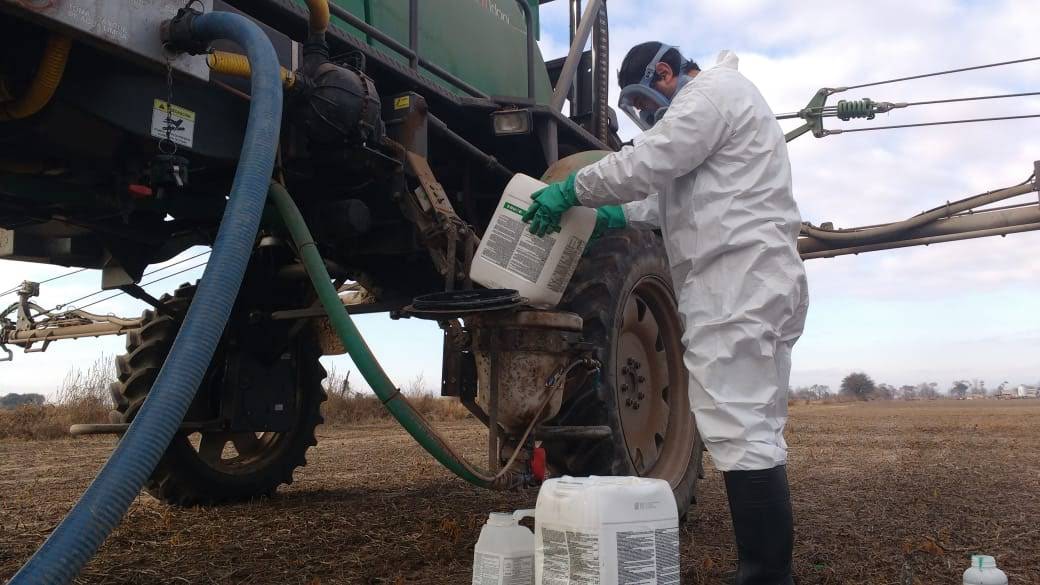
[464, 309, 583, 433]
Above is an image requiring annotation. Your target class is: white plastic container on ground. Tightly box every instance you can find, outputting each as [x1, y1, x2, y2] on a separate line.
[534, 476, 679, 585]
[470, 174, 597, 308]
[472, 510, 536, 585]
[963, 555, 1008, 585]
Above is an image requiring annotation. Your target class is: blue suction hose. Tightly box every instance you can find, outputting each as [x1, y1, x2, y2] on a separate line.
[8, 11, 282, 584]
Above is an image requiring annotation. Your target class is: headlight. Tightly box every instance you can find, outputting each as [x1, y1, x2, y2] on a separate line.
[491, 109, 533, 136]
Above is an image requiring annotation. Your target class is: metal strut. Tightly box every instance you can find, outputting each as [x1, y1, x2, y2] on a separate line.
[798, 171, 1040, 259]
[1, 281, 144, 360]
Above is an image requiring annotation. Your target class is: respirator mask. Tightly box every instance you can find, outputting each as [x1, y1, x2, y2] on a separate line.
[617, 44, 693, 130]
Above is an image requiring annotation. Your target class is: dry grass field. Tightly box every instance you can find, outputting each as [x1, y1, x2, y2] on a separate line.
[1, 400, 1037, 584]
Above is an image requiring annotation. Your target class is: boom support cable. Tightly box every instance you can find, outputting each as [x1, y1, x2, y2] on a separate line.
[837, 55, 1040, 91]
[44, 250, 211, 311]
[782, 54, 1040, 140]
[68, 261, 209, 312]
[822, 113, 1040, 135]
[776, 90, 1040, 120]
[0, 268, 87, 297]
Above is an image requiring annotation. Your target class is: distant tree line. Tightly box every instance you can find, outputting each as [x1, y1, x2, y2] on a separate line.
[791, 373, 1038, 402]
[0, 393, 45, 409]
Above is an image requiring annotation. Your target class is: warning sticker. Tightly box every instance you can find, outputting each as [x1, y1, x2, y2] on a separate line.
[394, 95, 411, 110]
[150, 99, 196, 148]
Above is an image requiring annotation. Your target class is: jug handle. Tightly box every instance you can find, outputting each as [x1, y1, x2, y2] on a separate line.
[513, 509, 536, 531]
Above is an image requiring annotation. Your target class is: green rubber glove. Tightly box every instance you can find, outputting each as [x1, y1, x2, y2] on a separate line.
[521, 172, 580, 236]
[590, 205, 627, 241]
[527, 206, 563, 237]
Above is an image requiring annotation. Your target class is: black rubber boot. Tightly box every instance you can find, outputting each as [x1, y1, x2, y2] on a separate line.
[723, 465, 795, 585]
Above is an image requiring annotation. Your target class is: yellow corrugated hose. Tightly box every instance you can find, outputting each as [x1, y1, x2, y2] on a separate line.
[305, 0, 330, 36]
[0, 34, 71, 121]
[207, 51, 296, 88]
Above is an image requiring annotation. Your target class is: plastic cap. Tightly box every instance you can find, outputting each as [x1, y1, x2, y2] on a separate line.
[971, 555, 996, 569]
[487, 512, 515, 527]
[128, 184, 154, 199]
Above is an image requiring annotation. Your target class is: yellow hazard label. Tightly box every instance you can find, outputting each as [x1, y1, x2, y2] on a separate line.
[153, 99, 196, 121]
[151, 99, 197, 148]
[394, 96, 411, 110]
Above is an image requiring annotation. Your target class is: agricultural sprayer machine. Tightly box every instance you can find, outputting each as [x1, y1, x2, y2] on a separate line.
[0, 1, 1037, 581]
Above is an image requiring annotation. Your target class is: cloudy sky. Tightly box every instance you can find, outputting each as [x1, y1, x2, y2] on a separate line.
[2, 0, 1038, 399]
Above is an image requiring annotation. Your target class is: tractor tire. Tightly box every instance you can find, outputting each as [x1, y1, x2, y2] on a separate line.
[110, 283, 327, 506]
[551, 229, 703, 516]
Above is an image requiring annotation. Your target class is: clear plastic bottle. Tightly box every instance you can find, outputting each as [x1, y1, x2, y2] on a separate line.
[472, 510, 535, 585]
[963, 555, 1008, 585]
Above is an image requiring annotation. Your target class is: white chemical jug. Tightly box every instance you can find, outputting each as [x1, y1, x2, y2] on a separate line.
[473, 510, 536, 585]
[534, 476, 679, 585]
[469, 174, 597, 308]
[963, 555, 1008, 585]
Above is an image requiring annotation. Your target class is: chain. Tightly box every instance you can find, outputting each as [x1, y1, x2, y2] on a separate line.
[159, 57, 178, 155]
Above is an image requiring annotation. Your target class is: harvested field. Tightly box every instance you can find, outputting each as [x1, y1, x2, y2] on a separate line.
[1, 400, 1037, 584]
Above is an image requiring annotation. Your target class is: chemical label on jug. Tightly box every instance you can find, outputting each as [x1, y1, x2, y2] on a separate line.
[538, 523, 679, 584]
[480, 204, 526, 271]
[546, 236, 585, 293]
[473, 552, 535, 585]
[616, 528, 680, 585]
[539, 526, 600, 585]
[480, 202, 557, 285]
[509, 232, 555, 284]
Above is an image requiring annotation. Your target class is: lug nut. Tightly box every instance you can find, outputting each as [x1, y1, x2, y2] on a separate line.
[637, 375, 646, 383]
[633, 362, 641, 370]
[637, 392, 645, 400]
[621, 384, 629, 392]
[621, 366, 630, 375]
[633, 403, 640, 410]
[625, 399, 633, 407]
[627, 358, 635, 366]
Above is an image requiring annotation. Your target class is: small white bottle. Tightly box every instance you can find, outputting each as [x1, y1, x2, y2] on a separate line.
[963, 555, 1008, 585]
[472, 510, 535, 585]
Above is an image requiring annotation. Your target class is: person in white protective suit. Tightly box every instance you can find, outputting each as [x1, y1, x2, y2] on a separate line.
[522, 42, 808, 585]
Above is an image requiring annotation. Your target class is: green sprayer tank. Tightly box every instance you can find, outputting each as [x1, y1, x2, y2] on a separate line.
[305, 0, 553, 102]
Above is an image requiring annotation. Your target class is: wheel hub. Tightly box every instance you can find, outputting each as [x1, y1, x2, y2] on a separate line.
[616, 276, 696, 481]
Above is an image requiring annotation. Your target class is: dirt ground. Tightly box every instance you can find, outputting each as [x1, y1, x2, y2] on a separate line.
[1, 400, 1038, 584]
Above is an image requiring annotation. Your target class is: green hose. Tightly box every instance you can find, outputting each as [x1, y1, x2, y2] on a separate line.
[268, 182, 495, 487]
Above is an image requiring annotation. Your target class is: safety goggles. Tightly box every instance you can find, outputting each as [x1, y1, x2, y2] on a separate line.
[617, 43, 686, 130]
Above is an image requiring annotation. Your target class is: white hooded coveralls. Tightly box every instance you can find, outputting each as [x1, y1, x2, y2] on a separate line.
[574, 51, 809, 471]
